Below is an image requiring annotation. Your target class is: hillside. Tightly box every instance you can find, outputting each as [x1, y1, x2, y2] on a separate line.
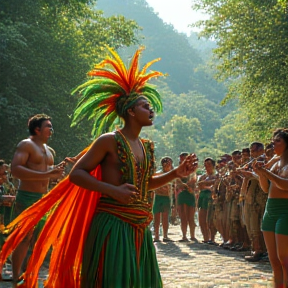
[96, 0, 226, 103]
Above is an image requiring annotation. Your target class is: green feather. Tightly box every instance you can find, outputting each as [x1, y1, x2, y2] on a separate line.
[71, 47, 164, 138]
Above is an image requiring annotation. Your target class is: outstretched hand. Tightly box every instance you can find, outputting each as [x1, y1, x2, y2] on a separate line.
[176, 153, 198, 178]
[55, 161, 66, 169]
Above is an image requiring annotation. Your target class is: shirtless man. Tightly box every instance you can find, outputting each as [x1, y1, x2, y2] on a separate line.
[176, 152, 198, 242]
[252, 128, 288, 288]
[197, 158, 218, 243]
[10, 114, 64, 286]
[153, 157, 174, 242]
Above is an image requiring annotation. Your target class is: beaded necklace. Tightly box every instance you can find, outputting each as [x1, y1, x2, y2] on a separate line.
[117, 130, 149, 201]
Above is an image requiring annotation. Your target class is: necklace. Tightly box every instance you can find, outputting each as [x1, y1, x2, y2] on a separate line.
[117, 130, 148, 200]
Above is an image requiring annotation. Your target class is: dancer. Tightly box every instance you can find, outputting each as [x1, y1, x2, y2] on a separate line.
[0, 47, 198, 288]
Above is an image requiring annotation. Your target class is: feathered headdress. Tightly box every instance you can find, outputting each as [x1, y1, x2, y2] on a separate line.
[71, 46, 164, 137]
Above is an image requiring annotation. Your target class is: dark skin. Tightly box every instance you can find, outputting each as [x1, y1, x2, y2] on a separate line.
[70, 98, 198, 205]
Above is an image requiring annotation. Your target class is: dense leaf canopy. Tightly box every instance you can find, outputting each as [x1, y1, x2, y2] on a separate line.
[0, 0, 139, 160]
[192, 0, 288, 141]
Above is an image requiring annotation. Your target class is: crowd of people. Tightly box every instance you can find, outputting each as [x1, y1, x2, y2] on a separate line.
[0, 46, 287, 288]
[152, 131, 288, 288]
[1, 126, 288, 288]
[153, 144, 272, 260]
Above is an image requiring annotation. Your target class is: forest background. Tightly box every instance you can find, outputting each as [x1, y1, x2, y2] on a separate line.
[1, 0, 288, 167]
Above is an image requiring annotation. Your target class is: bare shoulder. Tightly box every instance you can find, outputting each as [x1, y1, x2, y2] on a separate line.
[72, 133, 117, 172]
[89, 132, 116, 151]
[15, 138, 35, 152]
[79, 132, 117, 164]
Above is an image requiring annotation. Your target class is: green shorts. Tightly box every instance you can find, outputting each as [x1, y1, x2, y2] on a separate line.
[12, 190, 46, 238]
[12, 190, 43, 219]
[153, 195, 170, 214]
[262, 198, 288, 235]
[198, 190, 212, 210]
[177, 190, 195, 207]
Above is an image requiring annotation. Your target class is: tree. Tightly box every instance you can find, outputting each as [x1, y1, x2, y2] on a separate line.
[192, 0, 288, 141]
[96, 0, 226, 102]
[0, 0, 139, 161]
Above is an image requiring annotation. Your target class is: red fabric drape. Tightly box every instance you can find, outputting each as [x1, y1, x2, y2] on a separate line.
[0, 164, 102, 288]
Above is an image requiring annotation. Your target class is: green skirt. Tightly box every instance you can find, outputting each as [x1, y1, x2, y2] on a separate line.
[12, 190, 43, 218]
[198, 189, 212, 210]
[81, 212, 163, 288]
[12, 190, 46, 237]
[1, 190, 44, 249]
[177, 190, 196, 207]
[153, 195, 171, 214]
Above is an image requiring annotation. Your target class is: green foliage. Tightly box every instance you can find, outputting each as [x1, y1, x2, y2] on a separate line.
[213, 112, 250, 153]
[192, 0, 288, 141]
[96, 0, 226, 102]
[0, 0, 242, 165]
[141, 84, 228, 164]
[0, 0, 139, 161]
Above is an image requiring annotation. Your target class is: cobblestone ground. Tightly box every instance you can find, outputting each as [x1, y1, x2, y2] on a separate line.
[0, 224, 273, 288]
[156, 224, 273, 288]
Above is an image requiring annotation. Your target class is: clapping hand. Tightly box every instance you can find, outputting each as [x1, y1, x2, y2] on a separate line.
[176, 153, 198, 178]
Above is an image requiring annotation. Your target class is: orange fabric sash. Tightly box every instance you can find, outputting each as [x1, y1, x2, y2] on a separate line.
[97, 201, 153, 267]
[0, 164, 101, 288]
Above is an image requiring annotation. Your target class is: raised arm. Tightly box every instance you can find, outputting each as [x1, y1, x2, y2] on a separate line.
[252, 161, 274, 193]
[253, 161, 288, 191]
[148, 154, 198, 190]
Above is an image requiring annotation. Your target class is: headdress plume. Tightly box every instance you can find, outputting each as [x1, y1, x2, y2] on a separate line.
[71, 46, 164, 138]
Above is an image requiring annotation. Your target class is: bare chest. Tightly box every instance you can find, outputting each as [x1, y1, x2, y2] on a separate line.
[27, 145, 54, 169]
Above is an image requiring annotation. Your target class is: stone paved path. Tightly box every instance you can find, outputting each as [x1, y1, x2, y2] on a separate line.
[0, 225, 274, 287]
[156, 225, 273, 288]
